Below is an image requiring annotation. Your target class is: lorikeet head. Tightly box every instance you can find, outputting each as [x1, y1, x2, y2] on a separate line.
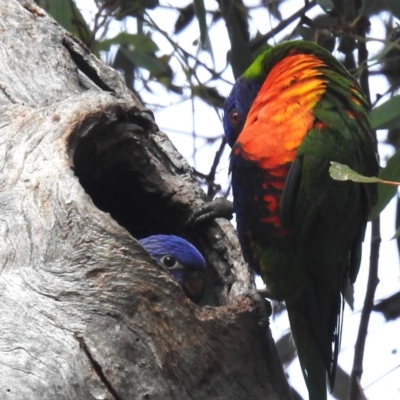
[224, 77, 263, 147]
[139, 234, 206, 302]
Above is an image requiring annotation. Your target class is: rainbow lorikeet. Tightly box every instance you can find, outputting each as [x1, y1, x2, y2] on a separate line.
[223, 41, 379, 399]
[139, 235, 206, 303]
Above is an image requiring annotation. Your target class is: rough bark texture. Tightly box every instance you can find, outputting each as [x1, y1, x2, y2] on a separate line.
[0, 1, 292, 399]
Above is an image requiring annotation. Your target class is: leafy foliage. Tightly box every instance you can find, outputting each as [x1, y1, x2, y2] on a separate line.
[329, 162, 383, 184]
[372, 95, 400, 130]
[329, 161, 400, 220]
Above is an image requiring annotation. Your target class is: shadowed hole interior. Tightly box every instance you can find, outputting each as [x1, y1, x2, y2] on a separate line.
[70, 120, 188, 240]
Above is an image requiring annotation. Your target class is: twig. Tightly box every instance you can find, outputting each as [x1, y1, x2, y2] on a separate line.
[206, 137, 227, 200]
[88, 1, 112, 51]
[349, 15, 381, 400]
[191, 136, 227, 200]
[363, 363, 400, 390]
[249, 0, 317, 52]
[69, 0, 90, 44]
[143, 12, 231, 85]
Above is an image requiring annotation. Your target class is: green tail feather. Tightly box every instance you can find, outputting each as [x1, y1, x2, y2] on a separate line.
[287, 300, 329, 400]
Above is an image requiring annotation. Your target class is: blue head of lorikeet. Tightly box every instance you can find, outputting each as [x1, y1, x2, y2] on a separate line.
[139, 234, 206, 303]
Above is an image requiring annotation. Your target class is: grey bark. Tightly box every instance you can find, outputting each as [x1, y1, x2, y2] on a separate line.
[0, 1, 292, 399]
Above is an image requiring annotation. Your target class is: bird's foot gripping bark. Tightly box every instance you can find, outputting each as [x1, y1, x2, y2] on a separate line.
[188, 198, 234, 226]
[239, 289, 272, 328]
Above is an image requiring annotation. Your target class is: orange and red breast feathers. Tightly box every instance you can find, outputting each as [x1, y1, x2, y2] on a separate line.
[230, 53, 328, 238]
[233, 53, 327, 169]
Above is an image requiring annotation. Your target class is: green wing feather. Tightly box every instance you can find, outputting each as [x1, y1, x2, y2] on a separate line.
[280, 58, 378, 399]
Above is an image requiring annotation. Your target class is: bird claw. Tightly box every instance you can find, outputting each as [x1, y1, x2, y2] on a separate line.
[239, 289, 272, 328]
[188, 197, 234, 227]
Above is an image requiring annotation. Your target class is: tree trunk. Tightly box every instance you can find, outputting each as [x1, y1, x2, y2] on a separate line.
[0, 1, 292, 399]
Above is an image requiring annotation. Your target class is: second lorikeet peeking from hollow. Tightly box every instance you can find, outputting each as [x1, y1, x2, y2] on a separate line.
[223, 41, 379, 400]
[139, 235, 206, 303]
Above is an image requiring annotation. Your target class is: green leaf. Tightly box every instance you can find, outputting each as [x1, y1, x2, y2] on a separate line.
[295, 26, 315, 42]
[112, 0, 159, 20]
[120, 47, 167, 73]
[193, 0, 214, 63]
[49, 0, 73, 31]
[371, 150, 400, 219]
[387, 0, 400, 19]
[96, 32, 168, 73]
[192, 85, 225, 108]
[96, 33, 167, 74]
[194, 0, 207, 48]
[295, 25, 335, 52]
[330, 161, 400, 220]
[329, 162, 381, 183]
[97, 33, 159, 54]
[42, 0, 90, 41]
[317, 0, 335, 13]
[361, 0, 388, 16]
[174, 3, 196, 34]
[371, 95, 400, 130]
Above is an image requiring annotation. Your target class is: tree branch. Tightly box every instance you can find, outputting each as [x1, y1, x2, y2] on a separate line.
[249, 0, 317, 52]
[349, 13, 381, 400]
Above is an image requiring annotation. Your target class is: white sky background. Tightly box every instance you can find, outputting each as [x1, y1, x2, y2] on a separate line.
[76, 1, 400, 398]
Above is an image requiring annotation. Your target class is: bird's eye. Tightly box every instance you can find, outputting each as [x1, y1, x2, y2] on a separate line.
[161, 255, 178, 269]
[230, 109, 241, 124]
